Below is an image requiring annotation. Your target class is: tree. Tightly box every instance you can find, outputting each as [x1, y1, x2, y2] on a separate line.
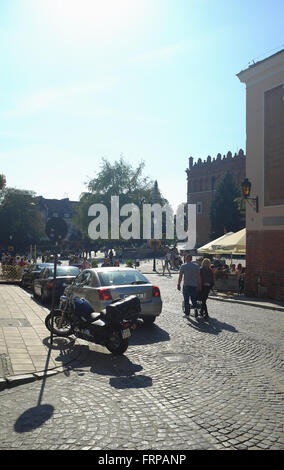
[0, 188, 45, 251]
[73, 157, 168, 244]
[209, 171, 244, 240]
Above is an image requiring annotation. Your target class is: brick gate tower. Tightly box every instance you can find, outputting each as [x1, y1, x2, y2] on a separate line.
[186, 150, 246, 247]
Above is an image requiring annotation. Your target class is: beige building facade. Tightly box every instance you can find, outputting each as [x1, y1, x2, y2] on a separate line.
[238, 49, 284, 300]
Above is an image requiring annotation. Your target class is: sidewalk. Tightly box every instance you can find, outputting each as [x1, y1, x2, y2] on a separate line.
[0, 284, 87, 391]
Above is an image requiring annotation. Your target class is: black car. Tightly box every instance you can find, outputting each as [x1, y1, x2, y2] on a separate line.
[21, 263, 54, 290]
[33, 265, 80, 304]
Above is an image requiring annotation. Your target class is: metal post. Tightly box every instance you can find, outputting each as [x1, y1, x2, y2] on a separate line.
[50, 242, 58, 344]
[153, 248, 156, 272]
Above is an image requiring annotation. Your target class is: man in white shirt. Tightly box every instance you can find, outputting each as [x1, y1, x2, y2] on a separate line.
[177, 255, 201, 318]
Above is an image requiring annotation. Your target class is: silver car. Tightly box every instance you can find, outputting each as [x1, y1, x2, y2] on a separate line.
[64, 267, 162, 324]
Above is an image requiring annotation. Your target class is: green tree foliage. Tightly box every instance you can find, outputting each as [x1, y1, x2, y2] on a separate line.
[73, 157, 168, 242]
[0, 188, 45, 250]
[209, 171, 244, 240]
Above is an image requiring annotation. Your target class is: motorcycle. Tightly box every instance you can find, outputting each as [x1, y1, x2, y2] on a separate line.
[45, 294, 141, 355]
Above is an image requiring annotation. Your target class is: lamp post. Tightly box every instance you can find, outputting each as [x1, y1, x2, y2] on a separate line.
[149, 238, 161, 272]
[241, 178, 259, 212]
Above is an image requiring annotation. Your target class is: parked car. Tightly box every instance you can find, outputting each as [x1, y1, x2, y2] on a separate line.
[33, 265, 80, 304]
[64, 267, 163, 324]
[21, 263, 54, 291]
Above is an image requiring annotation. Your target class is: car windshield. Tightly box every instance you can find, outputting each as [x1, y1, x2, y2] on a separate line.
[49, 267, 80, 277]
[37, 263, 53, 270]
[98, 270, 150, 286]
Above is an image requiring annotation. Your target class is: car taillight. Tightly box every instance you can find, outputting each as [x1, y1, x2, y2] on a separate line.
[152, 286, 160, 297]
[98, 288, 112, 301]
[48, 281, 54, 289]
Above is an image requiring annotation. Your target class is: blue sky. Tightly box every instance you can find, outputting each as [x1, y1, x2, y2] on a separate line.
[1, 0, 283, 211]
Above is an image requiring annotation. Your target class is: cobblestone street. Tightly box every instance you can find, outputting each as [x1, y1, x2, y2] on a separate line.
[0, 272, 283, 451]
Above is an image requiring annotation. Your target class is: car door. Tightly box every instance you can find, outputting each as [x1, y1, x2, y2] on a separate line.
[68, 271, 89, 300]
[79, 272, 100, 311]
[34, 268, 46, 295]
[40, 268, 51, 296]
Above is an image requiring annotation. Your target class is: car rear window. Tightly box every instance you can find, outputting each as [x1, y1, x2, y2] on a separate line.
[98, 270, 150, 286]
[50, 267, 80, 277]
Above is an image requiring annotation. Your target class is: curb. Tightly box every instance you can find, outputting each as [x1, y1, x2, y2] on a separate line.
[0, 342, 89, 392]
[208, 295, 284, 312]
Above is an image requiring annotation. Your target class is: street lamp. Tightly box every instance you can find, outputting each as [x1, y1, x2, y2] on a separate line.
[149, 238, 161, 272]
[241, 178, 259, 212]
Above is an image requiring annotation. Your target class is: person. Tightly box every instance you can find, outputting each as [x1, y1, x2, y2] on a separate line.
[237, 263, 243, 275]
[80, 257, 91, 270]
[230, 263, 236, 274]
[238, 267, 246, 294]
[101, 258, 111, 267]
[162, 252, 171, 276]
[199, 258, 214, 318]
[177, 254, 201, 319]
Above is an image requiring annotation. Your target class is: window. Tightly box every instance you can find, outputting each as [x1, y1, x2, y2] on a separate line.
[98, 270, 149, 286]
[196, 202, 203, 215]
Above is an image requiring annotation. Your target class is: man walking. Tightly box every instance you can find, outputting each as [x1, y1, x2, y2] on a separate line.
[177, 255, 201, 318]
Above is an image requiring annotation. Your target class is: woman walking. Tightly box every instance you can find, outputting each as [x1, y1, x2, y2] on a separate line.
[199, 258, 214, 318]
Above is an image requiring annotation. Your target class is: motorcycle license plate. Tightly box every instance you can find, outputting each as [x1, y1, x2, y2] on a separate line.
[121, 328, 131, 339]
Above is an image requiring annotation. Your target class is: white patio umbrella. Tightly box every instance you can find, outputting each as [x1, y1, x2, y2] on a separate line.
[211, 228, 246, 254]
[197, 232, 234, 254]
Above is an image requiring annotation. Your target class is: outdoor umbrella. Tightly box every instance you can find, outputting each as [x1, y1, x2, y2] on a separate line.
[211, 228, 246, 255]
[197, 232, 234, 254]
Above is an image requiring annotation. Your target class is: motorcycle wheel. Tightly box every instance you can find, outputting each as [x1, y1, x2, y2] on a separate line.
[105, 333, 128, 355]
[45, 310, 73, 337]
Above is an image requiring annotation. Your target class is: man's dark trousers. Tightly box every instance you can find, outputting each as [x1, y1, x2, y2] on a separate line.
[183, 285, 198, 316]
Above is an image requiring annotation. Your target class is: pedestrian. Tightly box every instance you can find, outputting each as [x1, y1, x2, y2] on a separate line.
[238, 267, 246, 294]
[199, 258, 214, 318]
[177, 254, 201, 318]
[80, 257, 91, 270]
[101, 258, 111, 267]
[162, 252, 171, 276]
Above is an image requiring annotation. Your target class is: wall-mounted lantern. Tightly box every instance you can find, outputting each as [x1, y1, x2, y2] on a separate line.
[241, 178, 259, 212]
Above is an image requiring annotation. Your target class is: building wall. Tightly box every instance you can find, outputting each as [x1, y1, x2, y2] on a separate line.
[238, 49, 284, 300]
[186, 151, 246, 246]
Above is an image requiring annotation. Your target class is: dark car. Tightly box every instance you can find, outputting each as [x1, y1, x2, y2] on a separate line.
[33, 265, 80, 304]
[21, 263, 54, 291]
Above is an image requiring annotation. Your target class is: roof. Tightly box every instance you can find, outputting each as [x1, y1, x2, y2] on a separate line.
[87, 267, 139, 273]
[237, 48, 284, 83]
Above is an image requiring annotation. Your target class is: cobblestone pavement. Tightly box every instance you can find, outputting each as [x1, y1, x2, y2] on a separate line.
[0, 273, 283, 451]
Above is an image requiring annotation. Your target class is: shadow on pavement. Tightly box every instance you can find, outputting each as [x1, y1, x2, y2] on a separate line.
[129, 323, 170, 346]
[186, 316, 238, 335]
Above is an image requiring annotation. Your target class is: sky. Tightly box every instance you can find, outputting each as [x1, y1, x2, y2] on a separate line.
[1, 0, 284, 212]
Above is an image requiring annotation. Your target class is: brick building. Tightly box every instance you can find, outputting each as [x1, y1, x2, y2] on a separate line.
[186, 150, 246, 247]
[237, 49, 284, 301]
